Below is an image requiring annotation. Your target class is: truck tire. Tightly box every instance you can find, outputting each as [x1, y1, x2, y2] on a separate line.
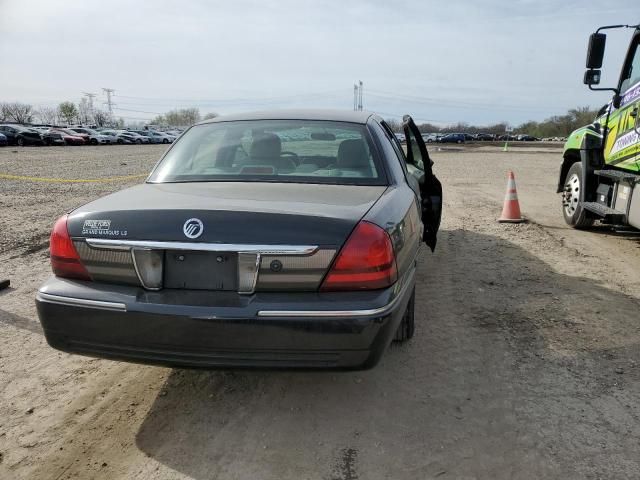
[393, 288, 415, 342]
[562, 162, 594, 228]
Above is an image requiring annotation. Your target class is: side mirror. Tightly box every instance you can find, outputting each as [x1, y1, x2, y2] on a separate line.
[586, 33, 606, 69]
[584, 69, 601, 85]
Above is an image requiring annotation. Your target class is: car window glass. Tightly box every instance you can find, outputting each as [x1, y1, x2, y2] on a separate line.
[404, 128, 425, 171]
[149, 120, 384, 185]
[620, 39, 640, 93]
[379, 121, 408, 173]
[190, 129, 227, 171]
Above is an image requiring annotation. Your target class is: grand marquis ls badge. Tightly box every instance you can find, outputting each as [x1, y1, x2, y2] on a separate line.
[183, 218, 204, 239]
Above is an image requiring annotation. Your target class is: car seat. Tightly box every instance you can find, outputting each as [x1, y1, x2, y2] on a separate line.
[248, 133, 296, 172]
[336, 139, 372, 177]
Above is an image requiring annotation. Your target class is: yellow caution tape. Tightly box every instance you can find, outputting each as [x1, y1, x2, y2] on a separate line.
[0, 173, 147, 183]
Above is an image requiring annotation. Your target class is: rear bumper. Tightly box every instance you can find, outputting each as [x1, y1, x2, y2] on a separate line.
[36, 269, 415, 370]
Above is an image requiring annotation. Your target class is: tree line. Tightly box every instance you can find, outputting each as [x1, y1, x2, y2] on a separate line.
[0, 101, 116, 127]
[0, 102, 219, 128]
[385, 106, 600, 138]
[149, 108, 218, 127]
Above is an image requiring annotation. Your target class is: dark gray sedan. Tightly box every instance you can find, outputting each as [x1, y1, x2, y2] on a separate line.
[36, 110, 442, 370]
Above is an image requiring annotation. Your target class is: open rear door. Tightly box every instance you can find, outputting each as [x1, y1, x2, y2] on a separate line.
[402, 115, 443, 251]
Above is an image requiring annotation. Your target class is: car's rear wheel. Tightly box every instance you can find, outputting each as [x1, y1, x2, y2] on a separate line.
[136, 139, 142, 144]
[162, 138, 169, 144]
[117, 138, 124, 144]
[17, 137, 24, 147]
[90, 138, 98, 145]
[393, 287, 415, 343]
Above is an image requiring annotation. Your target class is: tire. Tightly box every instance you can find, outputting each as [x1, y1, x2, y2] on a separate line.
[162, 138, 169, 144]
[136, 139, 142, 144]
[393, 288, 415, 342]
[17, 137, 24, 147]
[457, 139, 462, 144]
[90, 138, 98, 145]
[117, 138, 124, 144]
[562, 162, 594, 228]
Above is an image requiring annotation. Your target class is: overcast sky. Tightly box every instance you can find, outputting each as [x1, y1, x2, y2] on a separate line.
[1, 0, 638, 125]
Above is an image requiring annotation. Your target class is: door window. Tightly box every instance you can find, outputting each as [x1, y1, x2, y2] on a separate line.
[402, 121, 427, 172]
[620, 37, 640, 93]
[379, 120, 409, 174]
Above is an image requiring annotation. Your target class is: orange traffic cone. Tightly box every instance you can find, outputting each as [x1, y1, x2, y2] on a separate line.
[498, 171, 525, 223]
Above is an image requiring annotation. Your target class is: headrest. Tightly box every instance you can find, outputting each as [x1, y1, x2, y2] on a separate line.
[337, 139, 369, 168]
[250, 133, 281, 158]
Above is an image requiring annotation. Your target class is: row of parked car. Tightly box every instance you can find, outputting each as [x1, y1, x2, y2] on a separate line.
[424, 132, 545, 143]
[0, 124, 184, 147]
[393, 132, 563, 145]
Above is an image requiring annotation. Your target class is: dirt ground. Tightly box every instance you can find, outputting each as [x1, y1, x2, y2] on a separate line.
[1, 143, 640, 480]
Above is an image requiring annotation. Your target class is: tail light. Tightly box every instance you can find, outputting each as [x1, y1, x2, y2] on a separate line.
[50, 215, 91, 281]
[320, 221, 397, 291]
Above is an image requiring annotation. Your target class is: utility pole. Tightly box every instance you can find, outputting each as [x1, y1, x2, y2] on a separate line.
[82, 92, 97, 112]
[82, 92, 97, 125]
[102, 88, 115, 116]
[353, 84, 358, 111]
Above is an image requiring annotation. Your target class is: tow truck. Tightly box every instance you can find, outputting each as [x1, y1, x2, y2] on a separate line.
[559, 23, 640, 229]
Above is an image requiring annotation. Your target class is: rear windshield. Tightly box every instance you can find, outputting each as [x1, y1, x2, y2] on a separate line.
[148, 120, 385, 185]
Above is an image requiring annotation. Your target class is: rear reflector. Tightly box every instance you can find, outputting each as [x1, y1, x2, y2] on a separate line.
[50, 215, 91, 281]
[320, 221, 397, 291]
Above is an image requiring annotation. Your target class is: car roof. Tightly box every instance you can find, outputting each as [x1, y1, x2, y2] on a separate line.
[196, 109, 375, 125]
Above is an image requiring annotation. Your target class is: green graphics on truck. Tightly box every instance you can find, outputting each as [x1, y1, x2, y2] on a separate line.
[604, 45, 640, 171]
[558, 24, 640, 230]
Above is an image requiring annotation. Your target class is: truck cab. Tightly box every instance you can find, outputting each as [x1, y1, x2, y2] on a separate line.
[558, 24, 640, 229]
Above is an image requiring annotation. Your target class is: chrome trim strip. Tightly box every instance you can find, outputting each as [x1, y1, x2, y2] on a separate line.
[85, 238, 318, 255]
[36, 292, 127, 312]
[257, 274, 412, 318]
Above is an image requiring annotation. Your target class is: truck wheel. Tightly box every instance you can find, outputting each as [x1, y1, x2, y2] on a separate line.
[562, 162, 594, 228]
[393, 288, 415, 342]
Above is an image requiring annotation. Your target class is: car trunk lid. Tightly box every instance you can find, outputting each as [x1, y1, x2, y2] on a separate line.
[67, 182, 386, 292]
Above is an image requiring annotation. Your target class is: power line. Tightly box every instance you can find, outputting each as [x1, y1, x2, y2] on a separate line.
[114, 107, 164, 115]
[114, 89, 346, 105]
[366, 89, 556, 112]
